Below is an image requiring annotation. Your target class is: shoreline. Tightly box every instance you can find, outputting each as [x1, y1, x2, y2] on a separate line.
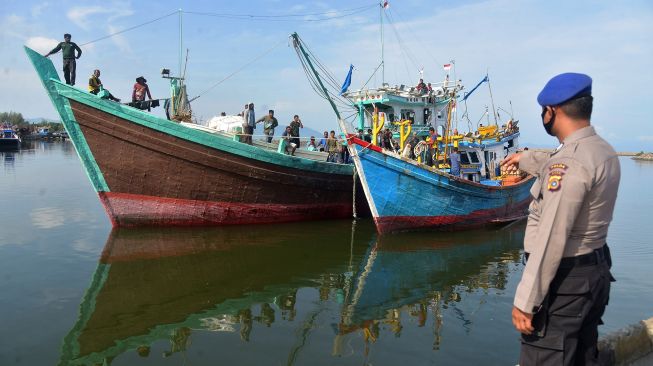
[598, 317, 653, 365]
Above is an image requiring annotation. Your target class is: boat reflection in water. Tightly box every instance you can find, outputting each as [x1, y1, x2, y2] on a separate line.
[60, 220, 524, 365]
[336, 225, 524, 356]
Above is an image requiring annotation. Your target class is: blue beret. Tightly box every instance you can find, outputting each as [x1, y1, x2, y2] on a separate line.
[537, 73, 592, 106]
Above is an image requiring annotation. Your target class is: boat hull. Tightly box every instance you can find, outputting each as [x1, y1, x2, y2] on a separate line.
[0, 138, 20, 150]
[26, 46, 365, 227]
[350, 138, 534, 233]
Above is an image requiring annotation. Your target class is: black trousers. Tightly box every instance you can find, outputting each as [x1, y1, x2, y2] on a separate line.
[63, 58, 76, 85]
[520, 259, 613, 365]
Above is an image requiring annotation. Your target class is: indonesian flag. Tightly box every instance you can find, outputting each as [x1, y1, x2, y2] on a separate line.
[443, 63, 452, 71]
[383, 1, 390, 9]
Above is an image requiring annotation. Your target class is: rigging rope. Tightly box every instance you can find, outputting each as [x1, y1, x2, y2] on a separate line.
[189, 38, 286, 102]
[79, 11, 178, 47]
[183, 4, 377, 22]
[385, 7, 444, 76]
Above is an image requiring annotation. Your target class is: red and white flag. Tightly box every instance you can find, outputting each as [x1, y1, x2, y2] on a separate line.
[383, 1, 390, 9]
[443, 63, 452, 71]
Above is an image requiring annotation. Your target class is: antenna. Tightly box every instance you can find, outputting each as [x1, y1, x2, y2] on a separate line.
[485, 71, 498, 126]
[380, 2, 385, 86]
[178, 9, 183, 78]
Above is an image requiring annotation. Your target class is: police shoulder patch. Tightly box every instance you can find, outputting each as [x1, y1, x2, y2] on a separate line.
[549, 163, 568, 171]
[547, 172, 563, 191]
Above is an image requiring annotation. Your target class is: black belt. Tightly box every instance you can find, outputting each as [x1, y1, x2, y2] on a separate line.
[524, 245, 610, 268]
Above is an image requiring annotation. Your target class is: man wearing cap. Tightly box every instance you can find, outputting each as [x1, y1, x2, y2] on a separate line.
[44, 33, 82, 86]
[502, 73, 620, 365]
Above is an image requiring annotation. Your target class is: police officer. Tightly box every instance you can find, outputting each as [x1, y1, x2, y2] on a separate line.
[501, 73, 620, 365]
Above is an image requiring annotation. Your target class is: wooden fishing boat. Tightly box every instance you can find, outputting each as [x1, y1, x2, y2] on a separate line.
[26, 47, 367, 227]
[290, 33, 534, 234]
[349, 135, 534, 233]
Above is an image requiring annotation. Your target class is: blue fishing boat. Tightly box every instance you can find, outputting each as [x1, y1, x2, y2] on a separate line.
[348, 132, 534, 233]
[291, 32, 535, 233]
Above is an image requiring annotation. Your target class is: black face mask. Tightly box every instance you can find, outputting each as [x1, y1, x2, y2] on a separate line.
[541, 107, 556, 136]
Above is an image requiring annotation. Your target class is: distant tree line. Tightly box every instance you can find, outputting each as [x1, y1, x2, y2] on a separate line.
[1, 111, 64, 132]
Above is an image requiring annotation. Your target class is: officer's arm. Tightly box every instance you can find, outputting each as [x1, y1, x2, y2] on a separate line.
[75, 44, 82, 58]
[514, 159, 591, 313]
[518, 150, 550, 176]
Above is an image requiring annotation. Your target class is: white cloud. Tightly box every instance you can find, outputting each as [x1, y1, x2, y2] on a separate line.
[66, 4, 134, 30]
[25, 36, 59, 53]
[31, 2, 49, 18]
[67, 6, 111, 30]
[637, 136, 653, 142]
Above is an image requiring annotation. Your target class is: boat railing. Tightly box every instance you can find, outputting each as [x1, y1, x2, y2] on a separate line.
[179, 122, 335, 161]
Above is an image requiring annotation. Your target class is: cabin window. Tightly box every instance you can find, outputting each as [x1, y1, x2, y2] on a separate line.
[460, 152, 470, 164]
[507, 139, 514, 148]
[400, 109, 415, 124]
[468, 151, 480, 163]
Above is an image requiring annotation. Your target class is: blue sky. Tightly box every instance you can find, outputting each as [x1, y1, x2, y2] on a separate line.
[1, 0, 652, 151]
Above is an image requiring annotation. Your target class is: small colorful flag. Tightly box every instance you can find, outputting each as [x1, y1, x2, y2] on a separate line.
[443, 63, 452, 71]
[383, 1, 390, 9]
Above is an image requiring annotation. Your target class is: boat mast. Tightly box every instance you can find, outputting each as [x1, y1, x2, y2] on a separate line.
[486, 73, 498, 126]
[179, 9, 183, 79]
[380, 2, 384, 86]
[291, 33, 342, 120]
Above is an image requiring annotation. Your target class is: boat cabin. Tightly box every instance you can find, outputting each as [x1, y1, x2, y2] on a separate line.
[344, 79, 463, 136]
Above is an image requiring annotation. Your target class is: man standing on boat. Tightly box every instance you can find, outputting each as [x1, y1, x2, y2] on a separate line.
[243, 103, 255, 145]
[256, 110, 278, 143]
[289, 115, 303, 148]
[502, 73, 620, 365]
[44, 33, 82, 86]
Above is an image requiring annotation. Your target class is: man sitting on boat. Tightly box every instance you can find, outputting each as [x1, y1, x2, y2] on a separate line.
[281, 126, 297, 156]
[88, 69, 120, 102]
[131, 76, 158, 111]
[416, 78, 427, 94]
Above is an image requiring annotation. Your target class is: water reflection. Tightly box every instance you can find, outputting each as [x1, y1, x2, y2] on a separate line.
[337, 227, 524, 355]
[59, 221, 524, 365]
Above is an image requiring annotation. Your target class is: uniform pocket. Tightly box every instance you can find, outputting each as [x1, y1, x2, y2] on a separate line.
[520, 330, 565, 365]
[549, 276, 590, 317]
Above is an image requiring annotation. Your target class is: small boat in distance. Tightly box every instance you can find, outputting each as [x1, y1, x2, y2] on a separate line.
[26, 46, 367, 227]
[0, 125, 21, 150]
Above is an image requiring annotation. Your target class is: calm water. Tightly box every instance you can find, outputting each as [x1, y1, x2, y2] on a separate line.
[1, 140, 651, 366]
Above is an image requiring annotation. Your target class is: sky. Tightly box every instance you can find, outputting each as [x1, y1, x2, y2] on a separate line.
[1, 0, 652, 151]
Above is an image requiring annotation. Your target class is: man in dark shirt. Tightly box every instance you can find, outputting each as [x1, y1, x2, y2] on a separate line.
[256, 110, 279, 143]
[44, 33, 82, 86]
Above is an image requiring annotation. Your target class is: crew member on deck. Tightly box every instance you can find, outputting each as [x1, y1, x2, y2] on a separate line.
[502, 73, 620, 365]
[88, 69, 120, 102]
[44, 33, 82, 86]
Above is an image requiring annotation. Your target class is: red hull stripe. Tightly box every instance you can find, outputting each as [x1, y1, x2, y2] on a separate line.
[99, 192, 352, 227]
[374, 199, 531, 233]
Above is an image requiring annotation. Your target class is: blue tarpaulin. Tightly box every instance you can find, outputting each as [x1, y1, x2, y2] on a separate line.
[340, 64, 354, 95]
[462, 75, 489, 101]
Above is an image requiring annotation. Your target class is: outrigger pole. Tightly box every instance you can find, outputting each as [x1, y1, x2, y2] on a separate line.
[290, 33, 342, 121]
